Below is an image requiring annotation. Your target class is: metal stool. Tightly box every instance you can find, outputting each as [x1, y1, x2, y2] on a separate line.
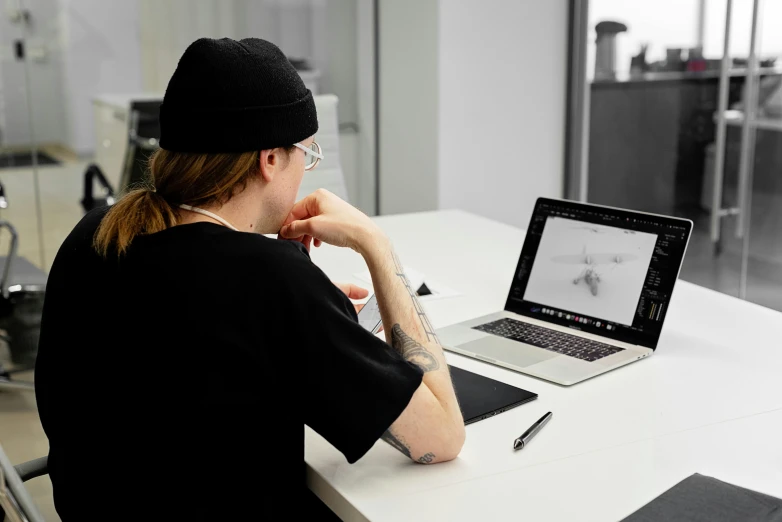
[0, 222, 46, 392]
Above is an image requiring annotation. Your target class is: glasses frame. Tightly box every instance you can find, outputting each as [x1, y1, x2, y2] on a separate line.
[293, 141, 324, 171]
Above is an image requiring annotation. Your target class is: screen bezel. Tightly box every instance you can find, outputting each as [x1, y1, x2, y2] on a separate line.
[504, 197, 693, 350]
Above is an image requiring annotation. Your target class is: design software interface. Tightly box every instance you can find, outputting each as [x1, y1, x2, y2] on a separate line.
[507, 200, 691, 348]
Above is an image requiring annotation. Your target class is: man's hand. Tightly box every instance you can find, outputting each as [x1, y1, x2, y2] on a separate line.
[335, 281, 367, 300]
[334, 282, 372, 315]
[279, 189, 387, 254]
[334, 282, 383, 331]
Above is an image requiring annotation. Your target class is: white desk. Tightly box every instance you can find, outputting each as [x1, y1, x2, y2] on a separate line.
[306, 209, 782, 521]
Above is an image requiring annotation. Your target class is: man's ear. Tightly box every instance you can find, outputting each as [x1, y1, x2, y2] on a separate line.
[259, 149, 276, 183]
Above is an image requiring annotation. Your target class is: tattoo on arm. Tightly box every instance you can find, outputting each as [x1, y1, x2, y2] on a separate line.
[391, 324, 440, 373]
[381, 429, 411, 458]
[381, 429, 437, 464]
[391, 252, 440, 344]
[380, 253, 443, 465]
[416, 452, 436, 464]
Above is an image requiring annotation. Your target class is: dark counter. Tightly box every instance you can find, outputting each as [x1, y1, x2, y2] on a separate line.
[587, 70, 782, 216]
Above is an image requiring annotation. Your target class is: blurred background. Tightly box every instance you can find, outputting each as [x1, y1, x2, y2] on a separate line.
[1, 1, 782, 516]
[0, 0, 378, 272]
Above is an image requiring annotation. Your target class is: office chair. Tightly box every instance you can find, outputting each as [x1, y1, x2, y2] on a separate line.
[0, 444, 47, 522]
[121, 100, 162, 191]
[0, 219, 46, 393]
[79, 164, 115, 211]
[0, 181, 8, 209]
[81, 100, 162, 213]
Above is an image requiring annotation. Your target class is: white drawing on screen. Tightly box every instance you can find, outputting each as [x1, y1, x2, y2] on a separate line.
[551, 244, 639, 297]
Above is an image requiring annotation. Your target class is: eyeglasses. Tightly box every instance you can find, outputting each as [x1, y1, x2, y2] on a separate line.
[293, 141, 324, 171]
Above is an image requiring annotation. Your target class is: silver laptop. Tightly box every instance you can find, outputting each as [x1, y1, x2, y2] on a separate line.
[438, 198, 693, 386]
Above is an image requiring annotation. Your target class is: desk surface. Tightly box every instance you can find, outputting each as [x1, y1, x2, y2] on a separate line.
[305, 209, 782, 522]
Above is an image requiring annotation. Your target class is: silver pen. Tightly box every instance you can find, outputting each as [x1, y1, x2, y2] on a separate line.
[513, 412, 553, 450]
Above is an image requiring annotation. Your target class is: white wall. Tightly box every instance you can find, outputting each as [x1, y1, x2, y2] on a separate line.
[0, 0, 142, 153]
[379, 0, 440, 214]
[0, 0, 66, 147]
[317, 0, 359, 128]
[140, 0, 240, 93]
[355, 0, 376, 214]
[59, 0, 143, 155]
[437, 0, 568, 229]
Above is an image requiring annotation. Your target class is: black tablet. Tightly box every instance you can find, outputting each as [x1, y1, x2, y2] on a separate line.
[449, 365, 537, 425]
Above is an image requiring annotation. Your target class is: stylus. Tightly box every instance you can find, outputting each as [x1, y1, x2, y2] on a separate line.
[513, 411, 552, 450]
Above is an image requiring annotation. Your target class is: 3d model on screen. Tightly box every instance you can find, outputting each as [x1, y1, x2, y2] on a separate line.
[551, 245, 639, 297]
[524, 217, 657, 326]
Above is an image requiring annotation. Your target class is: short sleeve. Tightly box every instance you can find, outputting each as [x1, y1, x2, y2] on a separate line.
[280, 243, 423, 463]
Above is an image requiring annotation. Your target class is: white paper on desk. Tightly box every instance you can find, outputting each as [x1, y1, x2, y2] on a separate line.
[354, 266, 461, 302]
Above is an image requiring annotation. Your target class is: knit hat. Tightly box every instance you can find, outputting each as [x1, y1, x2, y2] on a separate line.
[158, 38, 318, 153]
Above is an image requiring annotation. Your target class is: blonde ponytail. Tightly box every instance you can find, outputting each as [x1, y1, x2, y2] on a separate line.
[94, 188, 178, 257]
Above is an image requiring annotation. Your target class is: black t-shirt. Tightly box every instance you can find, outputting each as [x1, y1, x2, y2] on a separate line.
[35, 209, 423, 520]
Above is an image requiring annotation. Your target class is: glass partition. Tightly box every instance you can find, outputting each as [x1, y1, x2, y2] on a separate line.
[570, 0, 782, 311]
[0, 0, 48, 269]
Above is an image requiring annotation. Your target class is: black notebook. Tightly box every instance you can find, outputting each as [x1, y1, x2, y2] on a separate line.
[449, 365, 537, 425]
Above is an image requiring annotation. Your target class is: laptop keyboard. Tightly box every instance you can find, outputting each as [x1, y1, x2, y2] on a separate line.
[473, 318, 624, 362]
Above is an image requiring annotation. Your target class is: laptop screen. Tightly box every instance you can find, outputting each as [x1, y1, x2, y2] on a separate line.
[505, 198, 692, 349]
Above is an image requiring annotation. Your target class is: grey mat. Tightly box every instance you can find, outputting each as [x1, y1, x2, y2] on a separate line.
[622, 474, 782, 522]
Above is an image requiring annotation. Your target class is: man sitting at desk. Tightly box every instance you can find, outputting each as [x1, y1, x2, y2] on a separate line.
[35, 38, 464, 520]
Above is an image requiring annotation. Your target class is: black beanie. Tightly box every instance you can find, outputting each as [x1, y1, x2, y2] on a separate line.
[158, 38, 318, 153]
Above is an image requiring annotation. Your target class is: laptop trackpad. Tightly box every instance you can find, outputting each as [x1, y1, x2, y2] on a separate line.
[460, 336, 557, 368]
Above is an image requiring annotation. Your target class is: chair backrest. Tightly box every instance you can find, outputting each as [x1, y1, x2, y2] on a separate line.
[118, 100, 163, 193]
[0, 444, 44, 522]
[130, 100, 162, 141]
[297, 94, 349, 202]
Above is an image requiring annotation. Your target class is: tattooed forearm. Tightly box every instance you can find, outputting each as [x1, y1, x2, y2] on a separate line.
[391, 251, 440, 344]
[391, 324, 440, 372]
[382, 429, 437, 464]
[381, 428, 411, 458]
[416, 452, 436, 464]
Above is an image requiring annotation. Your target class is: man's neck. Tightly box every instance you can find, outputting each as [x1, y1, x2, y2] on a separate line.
[178, 198, 260, 233]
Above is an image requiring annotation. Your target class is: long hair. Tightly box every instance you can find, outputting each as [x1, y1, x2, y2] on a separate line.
[94, 149, 262, 257]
